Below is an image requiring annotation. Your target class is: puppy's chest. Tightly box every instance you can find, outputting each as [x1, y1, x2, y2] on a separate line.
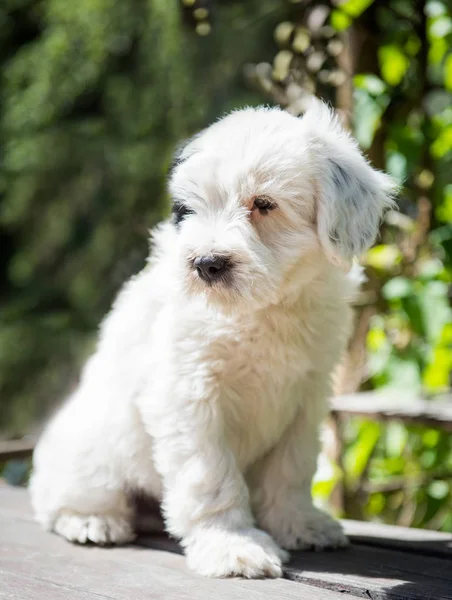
[211, 318, 312, 468]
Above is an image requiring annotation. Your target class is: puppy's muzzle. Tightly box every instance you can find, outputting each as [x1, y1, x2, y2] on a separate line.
[194, 255, 231, 284]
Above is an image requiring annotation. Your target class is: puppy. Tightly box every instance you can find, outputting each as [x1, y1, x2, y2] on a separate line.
[30, 99, 396, 578]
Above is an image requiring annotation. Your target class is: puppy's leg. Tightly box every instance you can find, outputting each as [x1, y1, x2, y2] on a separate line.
[31, 466, 136, 545]
[30, 396, 136, 546]
[140, 393, 288, 578]
[249, 380, 348, 551]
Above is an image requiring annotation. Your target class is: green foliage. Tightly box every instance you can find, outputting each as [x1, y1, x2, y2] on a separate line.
[353, 75, 390, 149]
[325, 0, 452, 533]
[342, 418, 452, 531]
[0, 0, 285, 433]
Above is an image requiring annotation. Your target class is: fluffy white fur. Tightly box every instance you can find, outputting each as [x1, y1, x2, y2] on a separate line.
[30, 99, 396, 578]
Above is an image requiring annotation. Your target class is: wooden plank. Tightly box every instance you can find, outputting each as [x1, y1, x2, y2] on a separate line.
[0, 437, 37, 461]
[331, 391, 452, 431]
[2, 485, 452, 599]
[0, 572, 108, 600]
[138, 522, 452, 561]
[343, 519, 452, 558]
[0, 502, 351, 599]
[0, 482, 35, 520]
[138, 531, 452, 600]
[285, 544, 452, 600]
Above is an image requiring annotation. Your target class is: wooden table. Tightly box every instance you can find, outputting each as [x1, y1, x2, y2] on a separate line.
[1, 484, 451, 600]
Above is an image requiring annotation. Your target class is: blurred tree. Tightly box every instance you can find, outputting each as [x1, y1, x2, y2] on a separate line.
[0, 0, 286, 433]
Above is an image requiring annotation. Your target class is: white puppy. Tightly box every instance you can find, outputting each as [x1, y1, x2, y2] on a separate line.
[30, 99, 396, 579]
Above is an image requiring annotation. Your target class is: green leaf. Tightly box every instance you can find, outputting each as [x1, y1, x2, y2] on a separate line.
[440, 322, 452, 344]
[312, 469, 341, 501]
[424, 346, 452, 390]
[354, 74, 387, 95]
[364, 244, 402, 271]
[423, 429, 440, 448]
[344, 421, 381, 481]
[353, 81, 390, 148]
[429, 37, 448, 64]
[426, 1, 447, 17]
[401, 295, 426, 337]
[384, 354, 422, 392]
[405, 34, 421, 57]
[386, 151, 408, 181]
[445, 55, 452, 91]
[423, 321, 452, 391]
[367, 326, 387, 352]
[379, 44, 410, 86]
[430, 15, 452, 38]
[382, 277, 413, 300]
[428, 481, 449, 500]
[367, 492, 385, 516]
[367, 317, 392, 378]
[418, 281, 452, 344]
[385, 422, 408, 457]
[418, 258, 446, 280]
[387, 122, 424, 177]
[431, 125, 452, 158]
[330, 10, 352, 31]
[339, 0, 374, 17]
[436, 184, 452, 222]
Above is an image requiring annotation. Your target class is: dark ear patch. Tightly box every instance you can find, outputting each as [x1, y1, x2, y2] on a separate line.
[330, 161, 352, 189]
[329, 159, 367, 207]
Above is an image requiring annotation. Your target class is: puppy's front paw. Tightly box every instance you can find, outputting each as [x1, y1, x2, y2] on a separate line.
[262, 506, 348, 551]
[53, 511, 136, 545]
[185, 527, 289, 578]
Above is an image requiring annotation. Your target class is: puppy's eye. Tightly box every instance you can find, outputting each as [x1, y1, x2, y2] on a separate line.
[172, 201, 195, 227]
[253, 196, 276, 215]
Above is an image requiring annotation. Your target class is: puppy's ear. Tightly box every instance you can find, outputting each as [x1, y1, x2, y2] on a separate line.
[303, 99, 398, 264]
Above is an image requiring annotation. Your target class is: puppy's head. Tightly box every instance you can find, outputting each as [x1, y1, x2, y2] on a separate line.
[168, 99, 397, 310]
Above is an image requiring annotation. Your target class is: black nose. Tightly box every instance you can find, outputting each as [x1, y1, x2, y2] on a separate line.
[194, 255, 228, 283]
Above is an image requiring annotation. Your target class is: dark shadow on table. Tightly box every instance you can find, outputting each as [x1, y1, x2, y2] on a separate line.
[135, 524, 452, 600]
[285, 534, 452, 600]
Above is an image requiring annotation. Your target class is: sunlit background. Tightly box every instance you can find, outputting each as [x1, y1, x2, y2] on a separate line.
[1, 0, 451, 532]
